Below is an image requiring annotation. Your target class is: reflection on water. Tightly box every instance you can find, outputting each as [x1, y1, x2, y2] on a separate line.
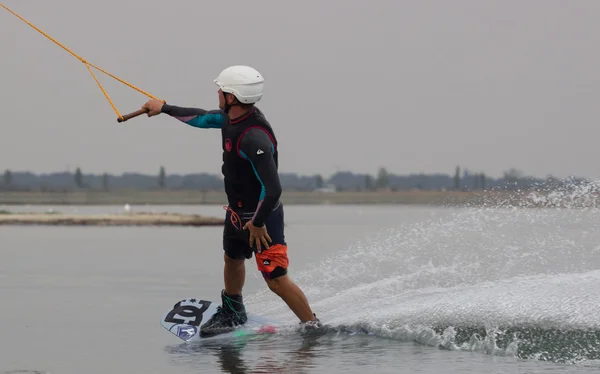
[164, 332, 326, 374]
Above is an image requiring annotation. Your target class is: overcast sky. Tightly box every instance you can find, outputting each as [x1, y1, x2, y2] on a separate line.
[1, 0, 599, 180]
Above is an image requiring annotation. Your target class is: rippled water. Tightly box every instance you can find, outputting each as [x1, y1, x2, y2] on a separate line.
[1, 182, 599, 373]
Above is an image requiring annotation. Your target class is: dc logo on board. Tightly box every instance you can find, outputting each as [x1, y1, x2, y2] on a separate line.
[177, 325, 197, 340]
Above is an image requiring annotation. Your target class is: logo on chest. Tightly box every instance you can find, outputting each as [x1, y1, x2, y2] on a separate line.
[225, 138, 232, 152]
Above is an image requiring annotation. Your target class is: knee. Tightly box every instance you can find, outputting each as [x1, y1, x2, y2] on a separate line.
[265, 275, 286, 294]
[266, 278, 281, 294]
[224, 253, 244, 267]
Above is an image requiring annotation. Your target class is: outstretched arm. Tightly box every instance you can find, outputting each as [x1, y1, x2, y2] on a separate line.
[238, 128, 282, 227]
[160, 103, 224, 129]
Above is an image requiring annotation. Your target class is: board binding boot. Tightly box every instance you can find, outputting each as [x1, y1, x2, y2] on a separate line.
[200, 289, 248, 337]
[298, 313, 325, 336]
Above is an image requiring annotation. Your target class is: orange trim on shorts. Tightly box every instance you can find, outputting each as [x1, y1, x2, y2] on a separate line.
[255, 244, 289, 277]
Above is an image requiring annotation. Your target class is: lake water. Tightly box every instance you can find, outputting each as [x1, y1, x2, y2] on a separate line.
[1, 188, 599, 373]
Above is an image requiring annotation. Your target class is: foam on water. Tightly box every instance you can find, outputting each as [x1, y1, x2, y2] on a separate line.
[246, 179, 600, 364]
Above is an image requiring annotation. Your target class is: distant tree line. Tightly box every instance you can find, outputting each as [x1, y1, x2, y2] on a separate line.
[0, 166, 592, 193]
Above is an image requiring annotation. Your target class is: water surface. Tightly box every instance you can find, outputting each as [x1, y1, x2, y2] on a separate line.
[1, 192, 599, 373]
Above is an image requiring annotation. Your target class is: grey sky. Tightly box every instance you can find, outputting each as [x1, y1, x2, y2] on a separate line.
[1, 0, 599, 180]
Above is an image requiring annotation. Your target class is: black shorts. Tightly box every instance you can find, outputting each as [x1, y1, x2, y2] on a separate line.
[223, 202, 288, 279]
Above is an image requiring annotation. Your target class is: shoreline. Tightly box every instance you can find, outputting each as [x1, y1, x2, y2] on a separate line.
[0, 189, 596, 226]
[0, 211, 224, 227]
[0, 190, 525, 206]
[0, 189, 597, 208]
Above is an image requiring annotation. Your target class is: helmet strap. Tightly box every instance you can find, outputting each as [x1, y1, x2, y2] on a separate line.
[223, 92, 249, 114]
[222, 91, 231, 113]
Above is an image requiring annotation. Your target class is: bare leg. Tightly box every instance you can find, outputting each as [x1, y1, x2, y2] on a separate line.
[265, 274, 316, 322]
[224, 253, 245, 296]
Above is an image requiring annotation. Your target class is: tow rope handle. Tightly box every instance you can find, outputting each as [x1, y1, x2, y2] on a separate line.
[1, 4, 162, 123]
[117, 108, 150, 123]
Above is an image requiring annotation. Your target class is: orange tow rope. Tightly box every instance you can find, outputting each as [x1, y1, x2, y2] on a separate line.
[0, 4, 162, 122]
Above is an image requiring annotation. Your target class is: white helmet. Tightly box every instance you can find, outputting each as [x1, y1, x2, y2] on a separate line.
[214, 65, 264, 104]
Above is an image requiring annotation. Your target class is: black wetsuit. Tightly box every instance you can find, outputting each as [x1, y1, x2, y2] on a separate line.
[161, 104, 287, 278]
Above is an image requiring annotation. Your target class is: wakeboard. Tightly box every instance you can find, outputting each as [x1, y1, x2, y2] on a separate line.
[160, 298, 279, 342]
